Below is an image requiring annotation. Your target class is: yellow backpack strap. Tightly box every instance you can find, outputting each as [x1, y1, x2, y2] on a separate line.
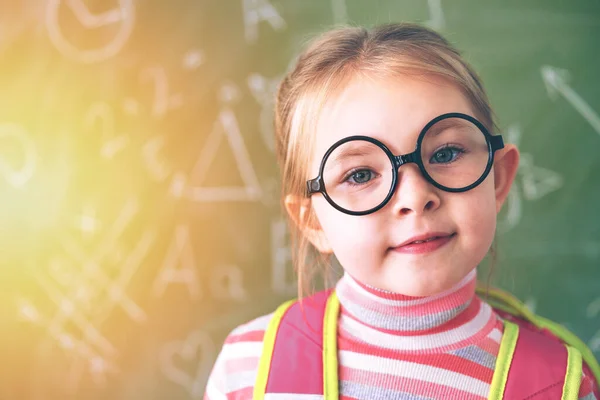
[488, 321, 520, 400]
[477, 285, 600, 387]
[323, 291, 341, 399]
[253, 299, 296, 400]
[562, 345, 584, 400]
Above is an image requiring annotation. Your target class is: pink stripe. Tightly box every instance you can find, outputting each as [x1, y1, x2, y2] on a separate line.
[477, 335, 502, 356]
[225, 329, 265, 344]
[224, 356, 259, 374]
[478, 320, 504, 353]
[225, 386, 254, 399]
[352, 276, 428, 300]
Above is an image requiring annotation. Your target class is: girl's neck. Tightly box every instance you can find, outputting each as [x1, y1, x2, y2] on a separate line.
[335, 269, 479, 334]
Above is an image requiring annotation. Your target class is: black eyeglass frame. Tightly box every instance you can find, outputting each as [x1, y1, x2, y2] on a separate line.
[306, 112, 505, 216]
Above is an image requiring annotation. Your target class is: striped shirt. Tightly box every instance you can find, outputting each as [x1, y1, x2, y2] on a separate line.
[204, 270, 599, 399]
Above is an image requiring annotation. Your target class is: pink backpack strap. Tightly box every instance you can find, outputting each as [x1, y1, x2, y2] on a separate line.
[263, 290, 331, 396]
[503, 318, 571, 399]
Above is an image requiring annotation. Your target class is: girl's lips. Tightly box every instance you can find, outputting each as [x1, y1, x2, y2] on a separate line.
[391, 233, 456, 254]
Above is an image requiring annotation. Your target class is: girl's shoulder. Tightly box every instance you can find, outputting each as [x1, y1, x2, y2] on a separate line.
[204, 312, 275, 399]
[215, 310, 276, 366]
[492, 311, 600, 399]
[478, 285, 597, 363]
[479, 287, 600, 398]
[226, 312, 275, 343]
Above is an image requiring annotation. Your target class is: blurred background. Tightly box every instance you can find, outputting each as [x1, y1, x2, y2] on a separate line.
[1, 0, 599, 399]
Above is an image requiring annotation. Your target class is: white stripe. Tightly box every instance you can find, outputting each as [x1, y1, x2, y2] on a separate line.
[204, 382, 228, 400]
[488, 327, 503, 343]
[340, 350, 490, 397]
[265, 394, 324, 400]
[339, 301, 493, 351]
[230, 313, 273, 336]
[221, 341, 263, 359]
[225, 370, 257, 393]
[343, 269, 475, 307]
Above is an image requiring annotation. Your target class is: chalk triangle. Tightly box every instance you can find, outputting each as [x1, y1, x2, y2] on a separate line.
[520, 157, 563, 201]
[188, 109, 262, 202]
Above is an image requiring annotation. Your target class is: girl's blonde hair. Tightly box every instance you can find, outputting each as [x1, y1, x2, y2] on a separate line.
[274, 22, 499, 298]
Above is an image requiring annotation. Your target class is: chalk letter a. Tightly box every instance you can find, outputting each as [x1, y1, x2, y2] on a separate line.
[153, 225, 201, 300]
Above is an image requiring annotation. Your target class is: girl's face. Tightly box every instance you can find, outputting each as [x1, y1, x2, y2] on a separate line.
[300, 74, 518, 297]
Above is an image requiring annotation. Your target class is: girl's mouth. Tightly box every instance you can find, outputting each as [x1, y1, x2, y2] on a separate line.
[391, 232, 456, 254]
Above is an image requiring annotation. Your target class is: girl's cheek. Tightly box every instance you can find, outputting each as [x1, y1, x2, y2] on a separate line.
[329, 217, 378, 250]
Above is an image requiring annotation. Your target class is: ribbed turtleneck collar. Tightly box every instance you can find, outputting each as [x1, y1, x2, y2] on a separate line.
[335, 269, 498, 352]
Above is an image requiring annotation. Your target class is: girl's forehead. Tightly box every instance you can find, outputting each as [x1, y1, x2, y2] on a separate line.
[313, 74, 475, 156]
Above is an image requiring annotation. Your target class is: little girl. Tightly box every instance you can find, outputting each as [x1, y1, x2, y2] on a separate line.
[204, 23, 600, 399]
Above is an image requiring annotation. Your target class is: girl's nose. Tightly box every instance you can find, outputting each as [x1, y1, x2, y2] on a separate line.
[390, 164, 441, 216]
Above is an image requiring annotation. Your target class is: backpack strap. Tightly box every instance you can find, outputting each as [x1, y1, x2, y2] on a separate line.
[477, 285, 598, 391]
[488, 320, 519, 399]
[253, 290, 338, 400]
[323, 292, 341, 399]
[509, 321, 579, 399]
[563, 346, 584, 400]
[253, 298, 295, 399]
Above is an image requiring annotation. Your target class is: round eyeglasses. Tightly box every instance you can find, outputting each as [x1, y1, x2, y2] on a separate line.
[306, 112, 505, 216]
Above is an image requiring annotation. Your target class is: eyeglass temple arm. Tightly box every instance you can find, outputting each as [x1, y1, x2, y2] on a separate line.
[491, 135, 504, 151]
[306, 177, 322, 195]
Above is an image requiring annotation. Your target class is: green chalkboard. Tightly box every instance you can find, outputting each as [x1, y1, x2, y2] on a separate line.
[2, 1, 599, 399]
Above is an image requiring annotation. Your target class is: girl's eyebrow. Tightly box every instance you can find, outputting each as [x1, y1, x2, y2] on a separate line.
[426, 118, 472, 136]
[329, 145, 380, 164]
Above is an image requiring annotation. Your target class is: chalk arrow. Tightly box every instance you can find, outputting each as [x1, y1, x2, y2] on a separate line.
[541, 65, 600, 136]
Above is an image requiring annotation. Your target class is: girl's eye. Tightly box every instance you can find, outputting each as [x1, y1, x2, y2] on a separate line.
[344, 169, 375, 185]
[430, 146, 465, 164]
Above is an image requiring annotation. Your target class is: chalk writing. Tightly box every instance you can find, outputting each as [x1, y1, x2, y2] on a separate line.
[46, 0, 135, 63]
[242, 0, 286, 44]
[0, 123, 36, 188]
[160, 330, 216, 398]
[153, 224, 202, 301]
[186, 109, 262, 202]
[83, 102, 129, 159]
[542, 66, 600, 136]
